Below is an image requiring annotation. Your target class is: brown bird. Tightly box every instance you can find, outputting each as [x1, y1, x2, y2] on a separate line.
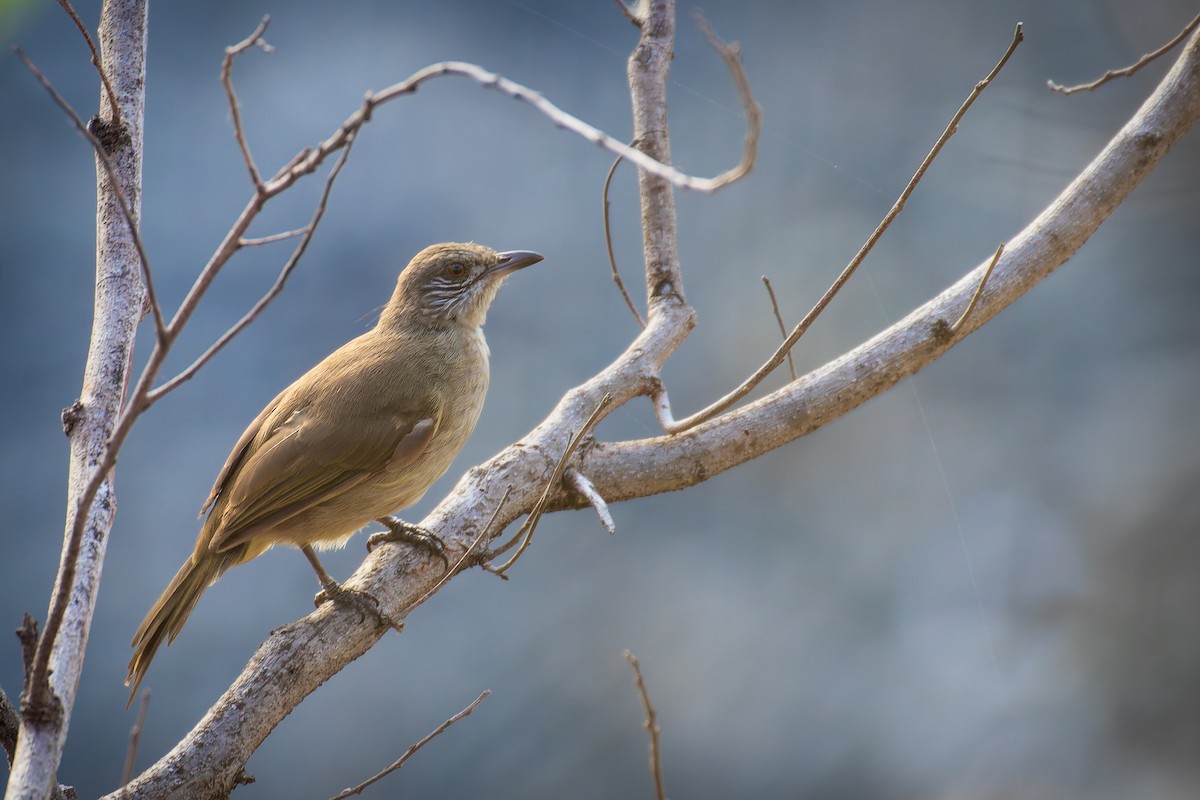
[127, 242, 544, 700]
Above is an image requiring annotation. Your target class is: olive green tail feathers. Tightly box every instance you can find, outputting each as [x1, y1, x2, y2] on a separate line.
[126, 552, 232, 706]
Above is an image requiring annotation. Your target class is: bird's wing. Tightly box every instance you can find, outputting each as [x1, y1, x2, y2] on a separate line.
[199, 397, 280, 517]
[207, 406, 437, 553]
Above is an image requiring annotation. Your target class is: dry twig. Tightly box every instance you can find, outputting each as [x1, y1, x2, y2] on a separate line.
[949, 242, 1004, 334]
[487, 395, 612, 576]
[221, 16, 274, 189]
[148, 138, 355, 401]
[17, 2, 759, 729]
[239, 228, 308, 247]
[693, 11, 761, 189]
[603, 145, 646, 328]
[119, 689, 151, 787]
[12, 47, 163, 341]
[328, 691, 490, 800]
[761, 276, 797, 381]
[624, 651, 666, 800]
[399, 486, 513, 618]
[564, 469, 616, 534]
[1049, 13, 1200, 94]
[654, 22, 1024, 434]
[55, 0, 120, 125]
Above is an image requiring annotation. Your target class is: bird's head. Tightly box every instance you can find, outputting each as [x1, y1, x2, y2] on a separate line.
[382, 242, 544, 330]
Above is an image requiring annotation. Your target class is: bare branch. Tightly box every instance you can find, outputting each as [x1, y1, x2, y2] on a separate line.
[267, 56, 757, 201]
[120, 690, 151, 787]
[624, 651, 666, 800]
[20, 38, 161, 715]
[693, 10, 761, 187]
[582, 29, 1200, 504]
[328, 691, 490, 800]
[12, 46, 164, 341]
[108, 16, 1200, 800]
[488, 394, 612, 577]
[9, 3, 148, 796]
[399, 486, 512, 619]
[603, 145, 646, 328]
[55, 0, 120, 125]
[146, 137, 354, 403]
[221, 15, 273, 190]
[653, 22, 1024, 434]
[238, 227, 308, 247]
[948, 242, 1004, 335]
[760, 276, 797, 381]
[565, 469, 616, 534]
[1049, 13, 1200, 94]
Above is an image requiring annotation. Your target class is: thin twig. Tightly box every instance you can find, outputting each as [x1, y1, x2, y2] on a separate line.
[949, 242, 1004, 333]
[239, 227, 309, 247]
[564, 469, 616, 534]
[55, 0, 120, 125]
[624, 651, 666, 800]
[1049, 13, 1200, 94]
[265, 55, 756, 199]
[221, 15, 274, 190]
[328, 691, 491, 800]
[400, 486, 512, 618]
[147, 136, 354, 402]
[654, 22, 1024, 434]
[761, 276, 797, 381]
[13, 46, 164, 342]
[488, 394, 612, 577]
[603, 143, 646, 328]
[693, 10, 760, 186]
[120, 689, 151, 787]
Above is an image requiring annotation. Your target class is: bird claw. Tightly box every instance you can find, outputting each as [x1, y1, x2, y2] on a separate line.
[368, 516, 449, 572]
[314, 581, 403, 633]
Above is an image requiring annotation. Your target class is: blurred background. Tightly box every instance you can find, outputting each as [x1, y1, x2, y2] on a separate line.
[3, 0, 1199, 797]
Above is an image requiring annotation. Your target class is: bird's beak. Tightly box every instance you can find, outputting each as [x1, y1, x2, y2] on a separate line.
[488, 250, 544, 279]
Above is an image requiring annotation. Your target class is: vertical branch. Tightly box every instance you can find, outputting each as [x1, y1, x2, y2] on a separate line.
[628, 0, 685, 309]
[7, 1, 148, 798]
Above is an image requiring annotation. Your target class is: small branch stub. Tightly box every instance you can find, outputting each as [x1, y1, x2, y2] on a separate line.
[565, 469, 616, 534]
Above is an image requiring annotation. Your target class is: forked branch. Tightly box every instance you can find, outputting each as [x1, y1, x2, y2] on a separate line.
[653, 23, 1024, 434]
[100, 10, 1200, 800]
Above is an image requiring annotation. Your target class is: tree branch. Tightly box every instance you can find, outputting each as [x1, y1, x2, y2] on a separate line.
[103, 15, 1199, 800]
[55, 0, 120, 126]
[7, 2, 148, 798]
[579, 26, 1200, 503]
[327, 691, 490, 800]
[624, 651, 666, 800]
[1049, 12, 1200, 94]
[652, 22, 1023, 434]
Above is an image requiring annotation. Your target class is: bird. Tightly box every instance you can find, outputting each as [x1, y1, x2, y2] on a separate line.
[127, 242, 544, 701]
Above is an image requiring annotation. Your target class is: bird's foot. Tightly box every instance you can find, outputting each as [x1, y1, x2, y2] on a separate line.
[367, 516, 449, 571]
[314, 579, 404, 633]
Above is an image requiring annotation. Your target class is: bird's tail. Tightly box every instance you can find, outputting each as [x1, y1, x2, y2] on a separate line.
[126, 550, 234, 705]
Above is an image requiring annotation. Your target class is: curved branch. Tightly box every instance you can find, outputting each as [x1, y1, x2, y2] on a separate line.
[107, 19, 1200, 800]
[580, 26, 1200, 501]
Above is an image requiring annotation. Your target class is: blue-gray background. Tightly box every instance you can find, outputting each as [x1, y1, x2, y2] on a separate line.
[3, 1, 1199, 797]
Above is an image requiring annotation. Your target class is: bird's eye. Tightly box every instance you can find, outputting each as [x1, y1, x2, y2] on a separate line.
[445, 262, 467, 279]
